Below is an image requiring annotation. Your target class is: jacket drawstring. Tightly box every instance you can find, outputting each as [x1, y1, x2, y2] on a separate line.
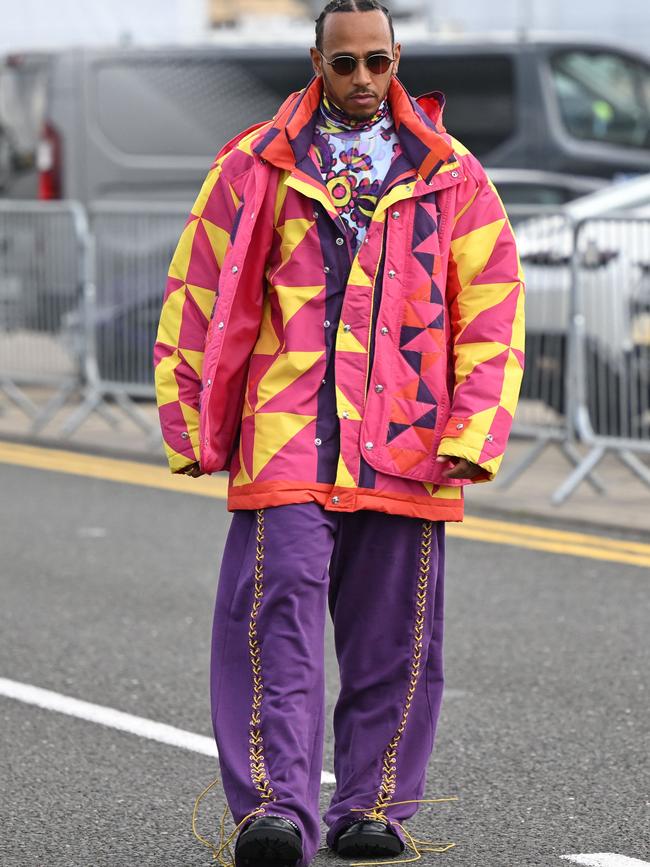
[192, 779, 457, 866]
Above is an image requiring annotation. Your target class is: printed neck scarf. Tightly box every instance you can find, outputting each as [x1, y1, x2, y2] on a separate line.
[312, 94, 400, 250]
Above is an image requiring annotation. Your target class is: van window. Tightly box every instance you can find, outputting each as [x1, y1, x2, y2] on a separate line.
[93, 57, 312, 157]
[93, 52, 516, 162]
[397, 55, 516, 157]
[551, 49, 650, 150]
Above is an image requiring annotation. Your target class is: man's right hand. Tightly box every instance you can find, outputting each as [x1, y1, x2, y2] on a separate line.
[180, 462, 205, 478]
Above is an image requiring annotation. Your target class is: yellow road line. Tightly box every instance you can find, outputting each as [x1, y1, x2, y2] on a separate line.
[0, 441, 228, 499]
[1, 440, 649, 568]
[462, 515, 650, 556]
[447, 526, 650, 569]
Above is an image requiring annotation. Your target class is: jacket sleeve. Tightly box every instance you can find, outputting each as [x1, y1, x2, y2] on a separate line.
[438, 149, 525, 481]
[153, 150, 242, 473]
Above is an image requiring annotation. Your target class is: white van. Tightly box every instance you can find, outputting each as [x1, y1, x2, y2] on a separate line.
[1, 37, 649, 204]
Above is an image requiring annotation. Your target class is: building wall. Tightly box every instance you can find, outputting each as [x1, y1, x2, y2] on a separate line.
[417, 0, 649, 55]
[0, 0, 206, 51]
[0, 0, 648, 57]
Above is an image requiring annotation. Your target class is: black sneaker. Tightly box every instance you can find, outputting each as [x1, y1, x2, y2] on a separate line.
[234, 815, 303, 867]
[333, 819, 405, 858]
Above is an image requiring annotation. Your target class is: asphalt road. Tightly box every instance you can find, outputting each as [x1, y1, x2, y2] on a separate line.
[0, 454, 648, 867]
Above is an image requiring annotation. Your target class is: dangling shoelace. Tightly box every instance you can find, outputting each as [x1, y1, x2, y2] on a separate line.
[192, 776, 458, 867]
[192, 774, 266, 866]
[345, 797, 458, 865]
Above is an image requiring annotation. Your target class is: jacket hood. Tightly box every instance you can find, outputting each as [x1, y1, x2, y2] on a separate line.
[415, 90, 447, 130]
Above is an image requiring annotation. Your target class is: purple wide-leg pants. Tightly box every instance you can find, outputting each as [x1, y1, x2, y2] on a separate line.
[210, 502, 445, 866]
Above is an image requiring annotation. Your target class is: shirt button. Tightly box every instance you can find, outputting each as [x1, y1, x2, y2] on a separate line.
[388, 270, 396, 278]
[315, 437, 322, 446]
[231, 265, 238, 274]
[391, 211, 400, 219]
[343, 324, 351, 332]
[332, 496, 340, 505]
[336, 237, 345, 246]
[365, 441, 374, 450]
[380, 326, 389, 335]
[375, 384, 384, 393]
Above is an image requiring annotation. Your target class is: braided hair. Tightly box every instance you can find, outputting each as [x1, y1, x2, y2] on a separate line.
[315, 0, 394, 51]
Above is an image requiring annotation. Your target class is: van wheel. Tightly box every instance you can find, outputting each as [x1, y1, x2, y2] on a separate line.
[584, 341, 650, 439]
[520, 333, 650, 439]
[520, 331, 566, 416]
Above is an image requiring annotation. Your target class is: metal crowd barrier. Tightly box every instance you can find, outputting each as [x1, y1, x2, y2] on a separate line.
[551, 216, 650, 503]
[497, 212, 607, 499]
[1, 199, 648, 506]
[0, 200, 89, 431]
[58, 201, 189, 439]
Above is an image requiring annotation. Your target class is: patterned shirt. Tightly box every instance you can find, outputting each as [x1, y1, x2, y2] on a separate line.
[311, 95, 401, 250]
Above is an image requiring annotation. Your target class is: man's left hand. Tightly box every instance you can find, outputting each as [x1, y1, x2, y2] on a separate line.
[436, 455, 484, 479]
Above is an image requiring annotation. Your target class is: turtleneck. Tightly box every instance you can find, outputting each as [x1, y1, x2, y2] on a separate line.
[311, 93, 400, 250]
[318, 94, 390, 133]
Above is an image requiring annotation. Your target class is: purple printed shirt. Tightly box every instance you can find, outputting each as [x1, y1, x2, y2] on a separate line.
[311, 95, 401, 250]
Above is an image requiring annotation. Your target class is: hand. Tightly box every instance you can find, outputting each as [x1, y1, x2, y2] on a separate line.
[436, 455, 484, 480]
[180, 462, 205, 478]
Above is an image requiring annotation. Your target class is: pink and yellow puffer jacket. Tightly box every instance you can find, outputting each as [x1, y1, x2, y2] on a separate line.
[154, 75, 525, 521]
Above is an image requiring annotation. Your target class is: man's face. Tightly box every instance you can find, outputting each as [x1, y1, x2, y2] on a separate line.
[310, 10, 401, 121]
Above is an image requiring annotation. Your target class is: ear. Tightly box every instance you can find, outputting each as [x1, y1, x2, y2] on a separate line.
[310, 47, 323, 77]
[392, 42, 401, 76]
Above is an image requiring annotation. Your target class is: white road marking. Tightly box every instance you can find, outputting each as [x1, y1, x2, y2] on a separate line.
[77, 526, 108, 538]
[562, 855, 650, 866]
[0, 677, 337, 784]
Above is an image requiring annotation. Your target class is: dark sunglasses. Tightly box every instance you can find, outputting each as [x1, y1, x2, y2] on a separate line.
[319, 51, 395, 76]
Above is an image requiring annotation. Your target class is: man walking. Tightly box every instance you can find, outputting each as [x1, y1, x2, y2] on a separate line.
[154, 2, 525, 865]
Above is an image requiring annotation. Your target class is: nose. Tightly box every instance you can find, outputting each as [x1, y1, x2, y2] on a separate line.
[351, 58, 372, 89]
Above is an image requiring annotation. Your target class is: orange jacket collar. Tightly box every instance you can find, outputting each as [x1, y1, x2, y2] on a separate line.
[254, 75, 454, 182]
